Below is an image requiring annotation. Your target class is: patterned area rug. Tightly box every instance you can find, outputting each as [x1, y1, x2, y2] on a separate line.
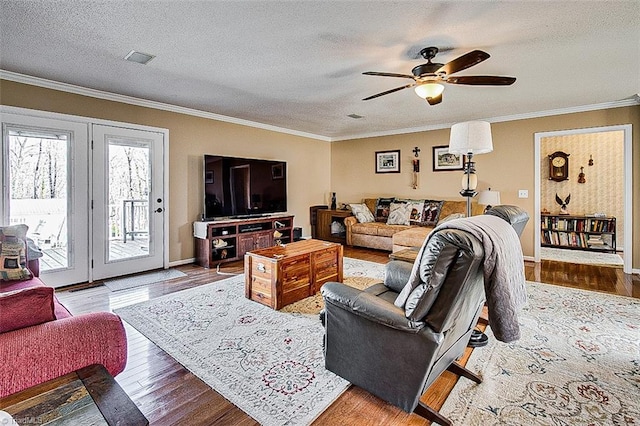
[440, 281, 640, 425]
[115, 257, 385, 425]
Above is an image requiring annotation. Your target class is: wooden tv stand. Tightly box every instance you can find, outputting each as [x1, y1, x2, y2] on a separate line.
[194, 215, 294, 267]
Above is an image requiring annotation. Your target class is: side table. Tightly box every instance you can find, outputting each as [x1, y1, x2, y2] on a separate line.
[388, 247, 419, 263]
[0, 364, 147, 426]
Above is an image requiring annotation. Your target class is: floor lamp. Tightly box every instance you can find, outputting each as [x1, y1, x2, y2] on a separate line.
[449, 121, 494, 348]
[448, 121, 494, 217]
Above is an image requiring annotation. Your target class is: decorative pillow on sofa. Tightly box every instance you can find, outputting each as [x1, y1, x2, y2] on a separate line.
[397, 199, 426, 224]
[386, 202, 412, 225]
[375, 197, 395, 222]
[0, 286, 56, 333]
[0, 224, 32, 281]
[420, 200, 444, 227]
[349, 203, 375, 223]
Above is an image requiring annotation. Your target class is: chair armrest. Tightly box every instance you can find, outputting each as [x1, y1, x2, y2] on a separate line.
[344, 216, 357, 246]
[0, 312, 128, 398]
[384, 260, 413, 293]
[321, 282, 424, 332]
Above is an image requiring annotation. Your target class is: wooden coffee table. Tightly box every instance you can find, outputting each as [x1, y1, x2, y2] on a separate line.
[0, 364, 147, 426]
[245, 239, 343, 310]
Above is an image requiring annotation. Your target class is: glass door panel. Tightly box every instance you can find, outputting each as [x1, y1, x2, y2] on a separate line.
[6, 130, 70, 270]
[107, 143, 151, 262]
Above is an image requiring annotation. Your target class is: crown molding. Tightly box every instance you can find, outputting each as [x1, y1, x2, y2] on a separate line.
[332, 96, 640, 141]
[0, 70, 332, 142]
[2, 70, 637, 143]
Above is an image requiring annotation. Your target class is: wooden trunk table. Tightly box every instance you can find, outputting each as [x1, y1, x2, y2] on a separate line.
[244, 239, 343, 310]
[0, 364, 147, 426]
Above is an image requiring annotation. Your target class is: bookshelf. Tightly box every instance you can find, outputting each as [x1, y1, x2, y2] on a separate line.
[540, 214, 616, 253]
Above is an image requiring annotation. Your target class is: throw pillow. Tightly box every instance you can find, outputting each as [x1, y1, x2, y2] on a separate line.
[0, 224, 32, 281]
[397, 199, 426, 224]
[438, 213, 465, 224]
[375, 197, 395, 222]
[349, 203, 375, 223]
[420, 200, 444, 227]
[386, 202, 412, 225]
[0, 286, 56, 333]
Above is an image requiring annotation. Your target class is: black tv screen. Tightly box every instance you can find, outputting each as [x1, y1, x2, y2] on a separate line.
[203, 155, 287, 219]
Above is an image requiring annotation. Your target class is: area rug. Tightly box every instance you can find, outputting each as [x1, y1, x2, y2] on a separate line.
[440, 281, 640, 425]
[541, 247, 623, 267]
[104, 268, 187, 291]
[115, 257, 385, 425]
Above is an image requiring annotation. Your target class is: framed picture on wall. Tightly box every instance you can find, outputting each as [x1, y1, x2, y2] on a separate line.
[375, 150, 401, 173]
[432, 145, 465, 171]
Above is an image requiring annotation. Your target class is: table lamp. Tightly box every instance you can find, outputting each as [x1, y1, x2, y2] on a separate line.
[477, 188, 501, 213]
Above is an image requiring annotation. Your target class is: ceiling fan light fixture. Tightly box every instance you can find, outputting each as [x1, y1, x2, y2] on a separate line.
[414, 82, 444, 99]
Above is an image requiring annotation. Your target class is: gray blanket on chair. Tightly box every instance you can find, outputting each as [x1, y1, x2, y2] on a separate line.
[398, 215, 527, 343]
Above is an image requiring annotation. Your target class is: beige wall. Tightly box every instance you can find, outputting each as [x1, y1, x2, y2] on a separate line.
[2, 79, 638, 269]
[541, 131, 624, 248]
[331, 106, 640, 268]
[0, 80, 332, 263]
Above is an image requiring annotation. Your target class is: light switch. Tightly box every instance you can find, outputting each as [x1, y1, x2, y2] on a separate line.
[518, 190, 528, 198]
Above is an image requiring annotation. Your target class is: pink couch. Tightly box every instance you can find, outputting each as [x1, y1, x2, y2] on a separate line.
[0, 260, 128, 398]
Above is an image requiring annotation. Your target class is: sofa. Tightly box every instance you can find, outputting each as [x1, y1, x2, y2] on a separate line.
[345, 198, 484, 252]
[0, 224, 128, 398]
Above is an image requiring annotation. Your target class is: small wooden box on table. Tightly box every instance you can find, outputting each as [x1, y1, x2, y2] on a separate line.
[244, 239, 343, 310]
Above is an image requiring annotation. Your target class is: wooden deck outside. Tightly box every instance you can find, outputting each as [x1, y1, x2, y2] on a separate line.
[39, 238, 149, 271]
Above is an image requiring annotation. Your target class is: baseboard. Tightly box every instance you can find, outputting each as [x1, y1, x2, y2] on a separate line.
[169, 257, 195, 267]
[523, 255, 535, 262]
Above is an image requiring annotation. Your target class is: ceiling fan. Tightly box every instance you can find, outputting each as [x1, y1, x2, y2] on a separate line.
[362, 46, 516, 105]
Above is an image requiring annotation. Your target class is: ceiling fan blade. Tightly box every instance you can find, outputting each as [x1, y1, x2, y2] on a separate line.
[363, 71, 416, 80]
[426, 93, 442, 105]
[362, 83, 415, 100]
[446, 75, 516, 85]
[437, 50, 490, 75]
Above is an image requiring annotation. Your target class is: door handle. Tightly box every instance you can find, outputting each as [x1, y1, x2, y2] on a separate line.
[155, 208, 163, 213]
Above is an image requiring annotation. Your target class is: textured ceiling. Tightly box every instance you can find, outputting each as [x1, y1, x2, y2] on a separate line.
[1, 1, 639, 140]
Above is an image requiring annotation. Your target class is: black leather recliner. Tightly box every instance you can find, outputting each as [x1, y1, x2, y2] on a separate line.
[320, 205, 529, 426]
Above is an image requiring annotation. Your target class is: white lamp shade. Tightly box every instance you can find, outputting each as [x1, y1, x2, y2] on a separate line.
[477, 189, 501, 205]
[448, 121, 493, 155]
[414, 83, 445, 99]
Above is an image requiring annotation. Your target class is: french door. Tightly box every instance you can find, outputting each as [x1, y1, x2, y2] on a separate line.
[1, 113, 89, 286]
[91, 125, 165, 280]
[1, 110, 166, 286]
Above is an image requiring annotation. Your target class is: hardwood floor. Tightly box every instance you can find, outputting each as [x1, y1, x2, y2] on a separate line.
[55, 247, 639, 425]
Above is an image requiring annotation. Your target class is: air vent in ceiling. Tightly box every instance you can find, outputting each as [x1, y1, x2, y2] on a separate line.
[124, 50, 155, 65]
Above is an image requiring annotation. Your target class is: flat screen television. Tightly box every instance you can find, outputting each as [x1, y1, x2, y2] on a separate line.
[203, 155, 287, 220]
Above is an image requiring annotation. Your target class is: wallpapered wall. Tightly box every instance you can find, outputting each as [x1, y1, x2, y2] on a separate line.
[540, 131, 624, 248]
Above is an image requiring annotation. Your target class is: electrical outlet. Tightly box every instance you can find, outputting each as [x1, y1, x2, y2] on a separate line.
[518, 190, 528, 198]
